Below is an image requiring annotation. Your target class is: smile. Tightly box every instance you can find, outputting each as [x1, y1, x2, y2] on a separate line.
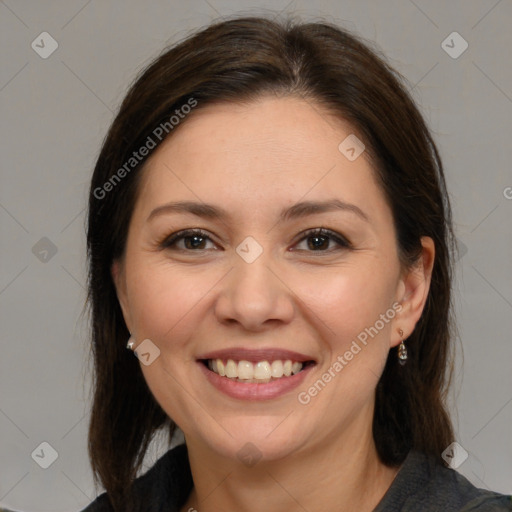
[196, 348, 317, 400]
[205, 358, 313, 382]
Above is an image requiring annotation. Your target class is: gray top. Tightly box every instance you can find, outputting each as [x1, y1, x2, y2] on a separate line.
[373, 450, 511, 511]
[83, 444, 511, 511]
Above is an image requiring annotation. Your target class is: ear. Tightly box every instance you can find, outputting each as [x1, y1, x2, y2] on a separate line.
[111, 259, 132, 332]
[391, 236, 435, 347]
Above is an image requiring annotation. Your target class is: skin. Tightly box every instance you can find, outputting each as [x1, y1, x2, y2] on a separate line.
[112, 96, 434, 512]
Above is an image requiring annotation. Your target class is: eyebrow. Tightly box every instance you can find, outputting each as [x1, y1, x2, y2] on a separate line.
[146, 199, 369, 223]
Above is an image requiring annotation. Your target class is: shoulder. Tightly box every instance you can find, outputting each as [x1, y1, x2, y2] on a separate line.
[81, 493, 111, 512]
[80, 443, 192, 512]
[460, 494, 512, 511]
[375, 450, 511, 511]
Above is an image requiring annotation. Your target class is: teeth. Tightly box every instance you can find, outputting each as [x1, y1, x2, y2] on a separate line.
[271, 360, 284, 378]
[225, 359, 237, 378]
[217, 360, 225, 377]
[208, 358, 305, 381]
[238, 360, 253, 380]
[254, 361, 272, 380]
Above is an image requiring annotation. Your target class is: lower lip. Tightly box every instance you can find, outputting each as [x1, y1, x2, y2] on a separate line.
[198, 361, 315, 401]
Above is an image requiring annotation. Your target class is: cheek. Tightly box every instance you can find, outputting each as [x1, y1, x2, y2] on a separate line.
[293, 263, 397, 351]
[294, 268, 398, 411]
[125, 261, 223, 348]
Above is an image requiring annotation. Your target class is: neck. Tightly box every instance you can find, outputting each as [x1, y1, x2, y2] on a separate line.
[181, 412, 400, 512]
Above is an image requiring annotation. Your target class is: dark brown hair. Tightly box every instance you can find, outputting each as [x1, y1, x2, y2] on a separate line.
[86, 16, 455, 509]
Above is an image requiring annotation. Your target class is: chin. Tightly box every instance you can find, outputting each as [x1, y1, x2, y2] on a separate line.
[196, 415, 311, 464]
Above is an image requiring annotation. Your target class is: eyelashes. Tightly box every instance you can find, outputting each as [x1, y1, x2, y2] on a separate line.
[158, 227, 352, 253]
[159, 229, 216, 251]
[293, 227, 351, 252]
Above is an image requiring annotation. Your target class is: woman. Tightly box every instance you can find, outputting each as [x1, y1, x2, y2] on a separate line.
[82, 16, 511, 512]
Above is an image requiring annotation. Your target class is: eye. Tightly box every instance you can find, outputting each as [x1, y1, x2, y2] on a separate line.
[159, 229, 218, 251]
[159, 228, 350, 253]
[293, 228, 351, 252]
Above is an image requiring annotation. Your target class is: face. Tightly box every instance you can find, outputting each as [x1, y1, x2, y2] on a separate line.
[113, 96, 430, 463]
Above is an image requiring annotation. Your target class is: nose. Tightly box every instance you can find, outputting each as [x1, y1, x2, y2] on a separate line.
[214, 256, 295, 332]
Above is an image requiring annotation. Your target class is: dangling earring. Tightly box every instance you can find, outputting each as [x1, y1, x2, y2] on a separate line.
[397, 328, 407, 365]
[126, 334, 135, 351]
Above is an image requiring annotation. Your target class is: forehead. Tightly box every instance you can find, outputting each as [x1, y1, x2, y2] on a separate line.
[135, 96, 388, 222]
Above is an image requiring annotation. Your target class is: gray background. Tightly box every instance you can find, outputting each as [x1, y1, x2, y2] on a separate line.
[1, 1, 511, 510]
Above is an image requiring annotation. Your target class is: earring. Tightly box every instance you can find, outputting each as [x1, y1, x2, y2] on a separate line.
[126, 334, 135, 351]
[397, 328, 407, 365]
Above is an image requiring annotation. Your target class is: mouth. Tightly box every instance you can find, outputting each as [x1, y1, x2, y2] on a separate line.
[196, 348, 317, 400]
[199, 358, 316, 383]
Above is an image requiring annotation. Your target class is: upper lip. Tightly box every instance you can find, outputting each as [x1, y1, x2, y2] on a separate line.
[197, 348, 316, 363]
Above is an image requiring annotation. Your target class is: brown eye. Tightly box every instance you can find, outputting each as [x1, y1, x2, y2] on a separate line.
[160, 229, 217, 251]
[294, 228, 351, 252]
[183, 234, 208, 250]
[307, 234, 331, 250]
